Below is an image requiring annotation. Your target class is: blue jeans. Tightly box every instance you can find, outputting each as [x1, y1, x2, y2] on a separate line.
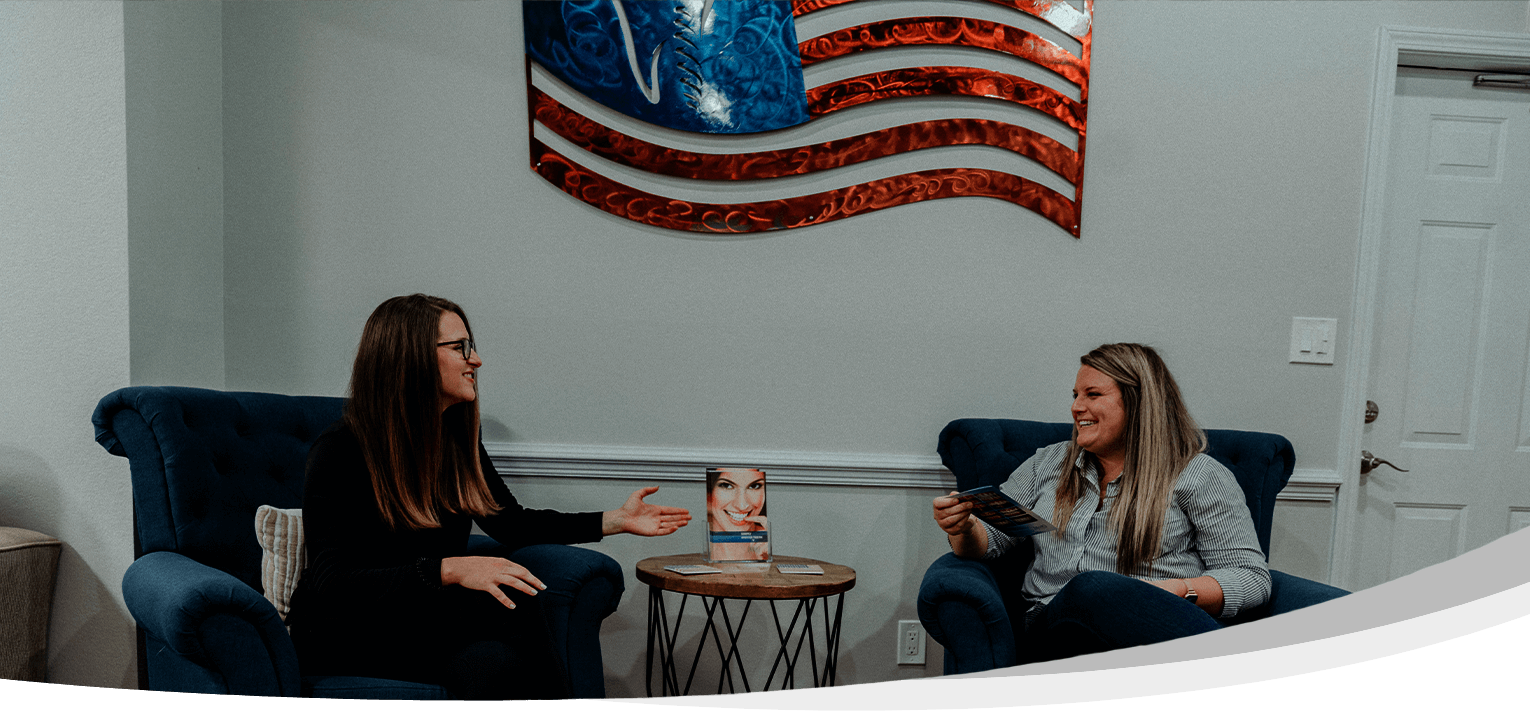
[1025, 571, 1223, 662]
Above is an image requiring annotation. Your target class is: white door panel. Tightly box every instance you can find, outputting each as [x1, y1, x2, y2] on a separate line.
[1353, 68, 1530, 590]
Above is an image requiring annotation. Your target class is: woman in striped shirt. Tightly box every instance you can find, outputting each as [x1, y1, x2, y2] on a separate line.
[932, 343, 1270, 661]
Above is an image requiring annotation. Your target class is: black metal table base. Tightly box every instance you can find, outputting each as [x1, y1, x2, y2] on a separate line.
[644, 585, 847, 696]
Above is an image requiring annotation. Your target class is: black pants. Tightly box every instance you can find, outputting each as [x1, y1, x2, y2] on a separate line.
[1022, 571, 1222, 662]
[294, 585, 571, 700]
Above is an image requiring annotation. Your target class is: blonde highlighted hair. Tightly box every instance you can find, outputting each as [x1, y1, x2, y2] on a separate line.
[344, 294, 499, 531]
[1054, 343, 1206, 574]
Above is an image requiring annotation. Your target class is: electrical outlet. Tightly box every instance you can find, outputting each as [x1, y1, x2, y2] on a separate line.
[896, 619, 925, 665]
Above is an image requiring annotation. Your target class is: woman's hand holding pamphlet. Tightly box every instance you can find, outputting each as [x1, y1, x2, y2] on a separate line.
[955, 486, 1056, 537]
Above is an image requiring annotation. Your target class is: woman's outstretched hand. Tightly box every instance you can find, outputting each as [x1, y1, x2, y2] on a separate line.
[440, 556, 545, 609]
[602, 486, 692, 536]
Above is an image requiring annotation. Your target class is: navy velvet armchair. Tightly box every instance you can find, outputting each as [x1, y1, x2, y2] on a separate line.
[917, 418, 1348, 675]
[92, 386, 624, 698]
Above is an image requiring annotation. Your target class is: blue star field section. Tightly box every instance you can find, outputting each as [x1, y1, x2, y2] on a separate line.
[524, 1, 810, 134]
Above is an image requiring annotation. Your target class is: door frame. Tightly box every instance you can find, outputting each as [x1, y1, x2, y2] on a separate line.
[1333, 26, 1530, 590]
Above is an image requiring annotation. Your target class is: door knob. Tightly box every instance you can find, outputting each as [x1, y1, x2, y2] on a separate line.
[1360, 450, 1408, 475]
[1365, 400, 1379, 423]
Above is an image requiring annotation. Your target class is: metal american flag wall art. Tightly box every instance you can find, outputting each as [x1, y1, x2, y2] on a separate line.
[524, 0, 1091, 236]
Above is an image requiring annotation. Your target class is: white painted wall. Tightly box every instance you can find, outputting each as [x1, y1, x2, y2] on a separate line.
[6, 0, 1528, 693]
[0, 2, 136, 688]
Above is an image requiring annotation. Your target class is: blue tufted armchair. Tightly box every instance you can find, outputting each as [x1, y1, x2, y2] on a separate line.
[92, 386, 624, 699]
[917, 418, 1349, 674]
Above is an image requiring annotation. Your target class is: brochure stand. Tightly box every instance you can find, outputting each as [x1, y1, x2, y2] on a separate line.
[702, 467, 770, 564]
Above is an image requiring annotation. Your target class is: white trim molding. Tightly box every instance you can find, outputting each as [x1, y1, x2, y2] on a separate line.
[485, 441, 954, 489]
[489, 441, 1345, 502]
[1280, 470, 1343, 503]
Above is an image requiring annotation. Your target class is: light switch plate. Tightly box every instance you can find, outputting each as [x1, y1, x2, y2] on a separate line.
[1289, 317, 1337, 364]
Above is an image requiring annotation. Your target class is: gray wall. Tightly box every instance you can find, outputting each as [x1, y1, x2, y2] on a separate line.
[0, 2, 136, 689]
[126, 1, 226, 389]
[210, 0, 1527, 695]
[119, 1, 226, 688]
[222, 0, 1525, 460]
[5, 0, 1528, 693]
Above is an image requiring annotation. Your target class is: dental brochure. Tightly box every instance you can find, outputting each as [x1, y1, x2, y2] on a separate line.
[704, 467, 771, 563]
[955, 485, 1057, 538]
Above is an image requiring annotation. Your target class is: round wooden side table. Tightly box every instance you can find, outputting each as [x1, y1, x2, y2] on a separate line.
[635, 553, 856, 696]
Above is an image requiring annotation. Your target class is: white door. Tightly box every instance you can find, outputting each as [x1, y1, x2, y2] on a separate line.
[1351, 67, 1530, 591]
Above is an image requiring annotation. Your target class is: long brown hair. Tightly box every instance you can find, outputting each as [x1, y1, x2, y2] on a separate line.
[1054, 343, 1206, 574]
[344, 294, 499, 530]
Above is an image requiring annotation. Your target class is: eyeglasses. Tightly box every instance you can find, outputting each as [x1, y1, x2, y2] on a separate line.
[436, 338, 476, 360]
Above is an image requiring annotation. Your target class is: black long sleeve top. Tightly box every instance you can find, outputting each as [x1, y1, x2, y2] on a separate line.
[286, 421, 603, 627]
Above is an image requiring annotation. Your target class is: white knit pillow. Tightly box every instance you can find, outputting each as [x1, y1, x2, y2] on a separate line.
[254, 505, 305, 622]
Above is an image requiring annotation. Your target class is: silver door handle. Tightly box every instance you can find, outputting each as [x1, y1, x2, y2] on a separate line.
[1360, 450, 1409, 475]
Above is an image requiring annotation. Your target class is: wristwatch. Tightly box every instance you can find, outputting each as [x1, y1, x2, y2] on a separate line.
[1182, 580, 1198, 604]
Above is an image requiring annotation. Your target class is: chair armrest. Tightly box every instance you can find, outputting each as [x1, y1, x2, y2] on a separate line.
[916, 552, 1018, 675]
[122, 552, 300, 695]
[1264, 569, 1350, 615]
[1222, 570, 1350, 624]
[508, 544, 624, 699]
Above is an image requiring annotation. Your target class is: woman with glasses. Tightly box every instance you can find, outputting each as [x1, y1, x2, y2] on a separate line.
[286, 294, 690, 699]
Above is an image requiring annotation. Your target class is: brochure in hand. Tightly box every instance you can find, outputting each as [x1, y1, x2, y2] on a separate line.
[956, 485, 1056, 538]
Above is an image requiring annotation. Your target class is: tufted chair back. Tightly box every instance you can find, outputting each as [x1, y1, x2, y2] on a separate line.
[93, 386, 344, 592]
[937, 419, 1296, 556]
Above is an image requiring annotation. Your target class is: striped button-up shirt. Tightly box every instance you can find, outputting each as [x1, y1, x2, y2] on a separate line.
[982, 441, 1271, 619]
